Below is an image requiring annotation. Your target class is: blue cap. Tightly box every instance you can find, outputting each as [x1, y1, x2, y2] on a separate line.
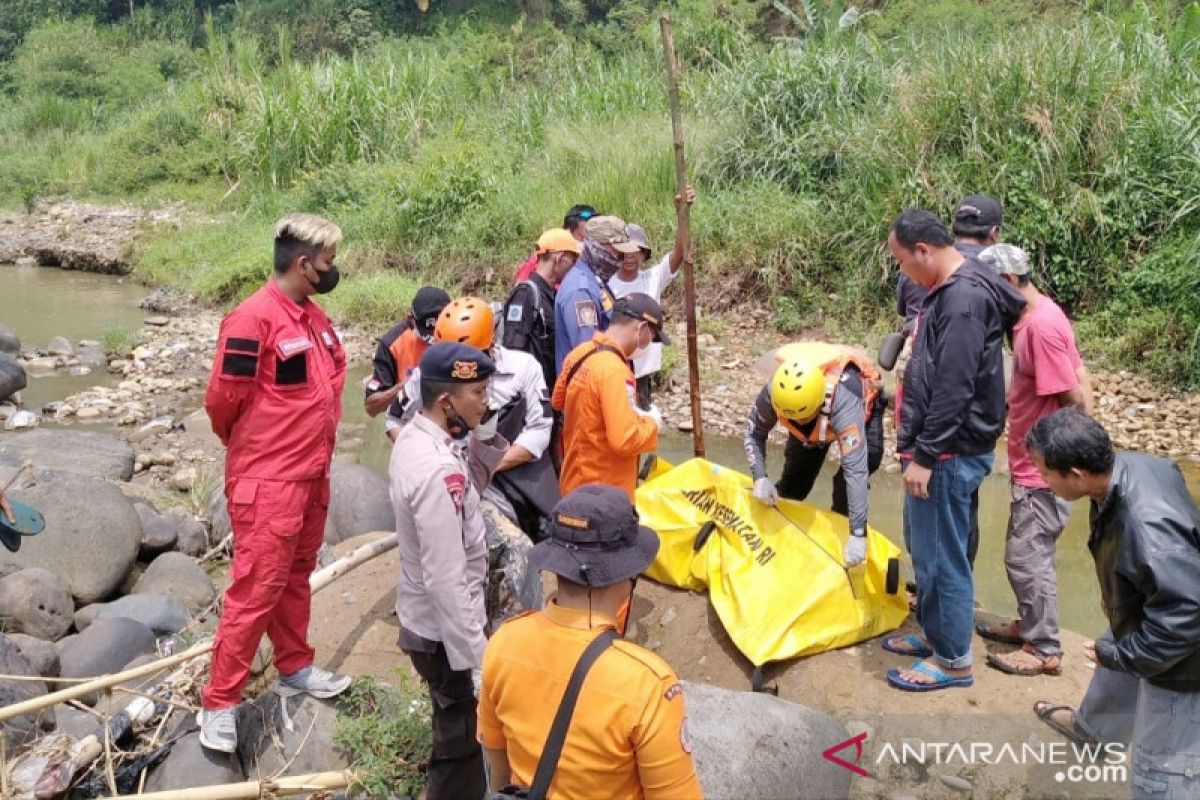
[419, 342, 496, 384]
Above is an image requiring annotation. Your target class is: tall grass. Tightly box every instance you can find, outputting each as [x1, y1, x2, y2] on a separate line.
[3, 3, 1200, 385]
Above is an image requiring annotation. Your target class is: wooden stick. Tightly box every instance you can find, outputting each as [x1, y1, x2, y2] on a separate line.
[659, 13, 705, 458]
[112, 769, 354, 799]
[0, 532, 397, 723]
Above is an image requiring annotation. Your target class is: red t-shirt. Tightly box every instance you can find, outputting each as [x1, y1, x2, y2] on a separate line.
[1008, 296, 1083, 488]
[514, 254, 538, 283]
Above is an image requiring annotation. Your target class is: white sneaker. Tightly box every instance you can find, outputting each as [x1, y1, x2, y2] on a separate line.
[277, 665, 352, 699]
[197, 706, 237, 753]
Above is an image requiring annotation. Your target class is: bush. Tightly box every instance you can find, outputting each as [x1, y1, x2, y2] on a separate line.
[334, 676, 432, 798]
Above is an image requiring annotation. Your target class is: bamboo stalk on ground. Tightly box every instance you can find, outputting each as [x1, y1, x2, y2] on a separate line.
[0, 532, 398, 723]
[112, 769, 354, 799]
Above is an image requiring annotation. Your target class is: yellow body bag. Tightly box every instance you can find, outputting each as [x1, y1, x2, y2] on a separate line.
[635, 457, 907, 670]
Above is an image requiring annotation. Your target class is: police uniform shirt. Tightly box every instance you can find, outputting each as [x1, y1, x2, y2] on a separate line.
[554, 258, 616, 375]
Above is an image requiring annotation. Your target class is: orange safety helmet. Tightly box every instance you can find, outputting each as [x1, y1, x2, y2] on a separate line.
[435, 296, 495, 350]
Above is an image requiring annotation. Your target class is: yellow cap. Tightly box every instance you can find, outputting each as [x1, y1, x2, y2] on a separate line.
[535, 228, 582, 256]
[770, 356, 826, 422]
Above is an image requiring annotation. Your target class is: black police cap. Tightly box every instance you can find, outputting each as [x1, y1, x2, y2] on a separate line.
[419, 342, 496, 384]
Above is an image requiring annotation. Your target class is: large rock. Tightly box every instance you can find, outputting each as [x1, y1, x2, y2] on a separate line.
[95, 593, 189, 634]
[0, 429, 135, 481]
[165, 506, 209, 557]
[208, 489, 231, 543]
[683, 680, 853, 800]
[133, 552, 215, 613]
[135, 503, 178, 559]
[45, 335, 75, 356]
[73, 602, 104, 632]
[7, 632, 60, 677]
[58, 617, 157, 702]
[0, 323, 20, 356]
[0, 567, 74, 640]
[324, 462, 395, 546]
[0, 633, 52, 750]
[238, 691, 350, 779]
[145, 731, 246, 792]
[0, 352, 26, 401]
[1, 475, 142, 604]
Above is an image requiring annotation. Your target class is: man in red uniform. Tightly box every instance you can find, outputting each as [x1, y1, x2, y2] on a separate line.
[198, 213, 352, 753]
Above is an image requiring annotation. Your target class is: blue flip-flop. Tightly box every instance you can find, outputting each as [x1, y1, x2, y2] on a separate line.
[881, 633, 933, 658]
[887, 661, 974, 692]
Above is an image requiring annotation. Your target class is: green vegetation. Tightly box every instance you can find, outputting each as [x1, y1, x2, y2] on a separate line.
[334, 675, 433, 797]
[2, 1, 1200, 385]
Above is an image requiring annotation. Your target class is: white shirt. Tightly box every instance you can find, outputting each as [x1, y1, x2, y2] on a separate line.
[607, 253, 675, 378]
[398, 346, 552, 458]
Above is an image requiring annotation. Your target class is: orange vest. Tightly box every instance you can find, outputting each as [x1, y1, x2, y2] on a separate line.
[776, 344, 880, 446]
[388, 327, 427, 384]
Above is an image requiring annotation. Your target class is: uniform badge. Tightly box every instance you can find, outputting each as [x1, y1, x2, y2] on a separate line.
[277, 337, 314, 358]
[321, 330, 337, 347]
[366, 378, 382, 392]
[600, 290, 614, 312]
[575, 301, 599, 329]
[838, 424, 862, 456]
[507, 305, 524, 323]
[451, 360, 479, 380]
[664, 682, 683, 702]
[444, 473, 467, 513]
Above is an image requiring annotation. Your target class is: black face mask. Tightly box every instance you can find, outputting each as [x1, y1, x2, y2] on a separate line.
[306, 263, 340, 294]
[445, 398, 487, 440]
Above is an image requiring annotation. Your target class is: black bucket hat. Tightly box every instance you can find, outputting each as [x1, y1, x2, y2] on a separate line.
[530, 484, 660, 587]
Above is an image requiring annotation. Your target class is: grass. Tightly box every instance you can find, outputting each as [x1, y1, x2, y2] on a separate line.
[334, 675, 433, 797]
[3, 1, 1200, 385]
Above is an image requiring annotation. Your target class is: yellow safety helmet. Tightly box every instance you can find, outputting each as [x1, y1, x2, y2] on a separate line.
[770, 356, 826, 422]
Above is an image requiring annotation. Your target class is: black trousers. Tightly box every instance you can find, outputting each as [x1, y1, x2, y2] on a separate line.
[404, 644, 486, 800]
[635, 374, 653, 411]
[776, 407, 885, 515]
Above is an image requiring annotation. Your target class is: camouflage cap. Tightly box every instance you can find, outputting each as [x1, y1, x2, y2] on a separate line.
[585, 215, 641, 254]
[979, 243, 1030, 277]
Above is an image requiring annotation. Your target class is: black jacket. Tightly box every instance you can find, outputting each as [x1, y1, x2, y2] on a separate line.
[897, 256, 1025, 467]
[1091, 453, 1200, 691]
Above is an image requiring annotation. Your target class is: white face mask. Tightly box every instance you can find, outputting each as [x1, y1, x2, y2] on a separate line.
[630, 324, 651, 362]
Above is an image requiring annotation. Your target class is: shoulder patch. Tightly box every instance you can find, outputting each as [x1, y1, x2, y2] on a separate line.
[611, 639, 675, 680]
[574, 300, 599, 329]
[507, 304, 524, 323]
[838, 424, 863, 456]
[664, 682, 683, 702]
[444, 473, 466, 513]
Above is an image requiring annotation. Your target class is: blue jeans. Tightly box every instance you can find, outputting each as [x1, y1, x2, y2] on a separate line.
[1131, 681, 1200, 799]
[903, 453, 993, 669]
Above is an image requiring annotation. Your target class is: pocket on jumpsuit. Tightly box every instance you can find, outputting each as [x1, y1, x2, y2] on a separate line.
[227, 478, 260, 583]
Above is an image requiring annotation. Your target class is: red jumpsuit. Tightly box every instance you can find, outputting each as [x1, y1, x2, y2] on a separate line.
[201, 279, 346, 709]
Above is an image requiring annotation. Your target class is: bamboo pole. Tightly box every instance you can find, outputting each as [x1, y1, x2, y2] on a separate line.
[0, 532, 398, 724]
[659, 13, 705, 458]
[113, 769, 354, 799]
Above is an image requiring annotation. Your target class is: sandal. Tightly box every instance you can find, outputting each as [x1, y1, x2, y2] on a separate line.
[1034, 701, 1094, 747]
[975, 620, 1024, 645]
[887, 661, 974, 692]
[882, 633, 933, 658]
[987, 645, 1063, 676]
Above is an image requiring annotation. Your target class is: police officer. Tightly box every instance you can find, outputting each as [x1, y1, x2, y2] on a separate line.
[198, 213, 352, 753]
[391, 342, 509, 800]
[744, 342, 885, 567]
[501, 228, 581, 390]
[553, 215, 639, 374]
[398, 297, 556, 539]
[363, 285, 450, 441]
[478, 484, 704, 800]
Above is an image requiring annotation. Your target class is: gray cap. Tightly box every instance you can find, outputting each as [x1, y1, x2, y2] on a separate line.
[624, 223, 652, 256]
[979, 243, 1030, 277]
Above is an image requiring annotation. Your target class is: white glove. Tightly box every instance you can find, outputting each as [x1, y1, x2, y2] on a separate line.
[639, 404, 664, 432]
[752, 477, 778, 506]
[473, 411, 499, 443]
[844, 532, 867, 567]
[471, 667, 482, 699]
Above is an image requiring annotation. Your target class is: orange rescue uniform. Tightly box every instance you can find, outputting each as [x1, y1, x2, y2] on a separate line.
[478, 602, 704, 800]
[551, 332, 658, 499]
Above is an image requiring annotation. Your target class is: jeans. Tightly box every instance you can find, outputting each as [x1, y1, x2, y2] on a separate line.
[1076, 659, 1139, 745]
[1131, 681, 1200, 799]
[903, 453, 993, 669]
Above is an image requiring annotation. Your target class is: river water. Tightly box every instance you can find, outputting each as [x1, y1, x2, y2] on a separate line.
[4, 265, 1198, 639]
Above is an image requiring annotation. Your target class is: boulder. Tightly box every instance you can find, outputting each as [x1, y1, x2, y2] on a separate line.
[0, 567, 75, 640]
[133, 552, 215, 613]
[7, 632, 60, 677]
[324, 462, 395, 546]
[238, 691, 350, 779]
[163, 506, 209, 557]
[0, 323, 20, 356]
[0, 633, 52, 750]
[0, 352, 26, 401]
[95, 593, 189, 634]
[59, 618, 157, 704]
[55, 704, 99, 741]
[136, 503, 178, 559]
[129, 415, 173, 444]
[0, 429, 135, 481]
[146, 731, 245, 791]
[208, 490, 232, 542]
[73, 603, 104, 632]
[1, 475, 142, 604]
[4, 408, 40, 430]
[45, 336, 75, 357]
[683, 680, 853, 800]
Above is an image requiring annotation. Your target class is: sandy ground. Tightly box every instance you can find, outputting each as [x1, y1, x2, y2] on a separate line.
[310, 533, 1126, 800]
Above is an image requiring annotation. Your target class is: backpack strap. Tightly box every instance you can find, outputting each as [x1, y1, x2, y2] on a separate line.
[563, 343, 623, 391]
[527, 629, 618, 800]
